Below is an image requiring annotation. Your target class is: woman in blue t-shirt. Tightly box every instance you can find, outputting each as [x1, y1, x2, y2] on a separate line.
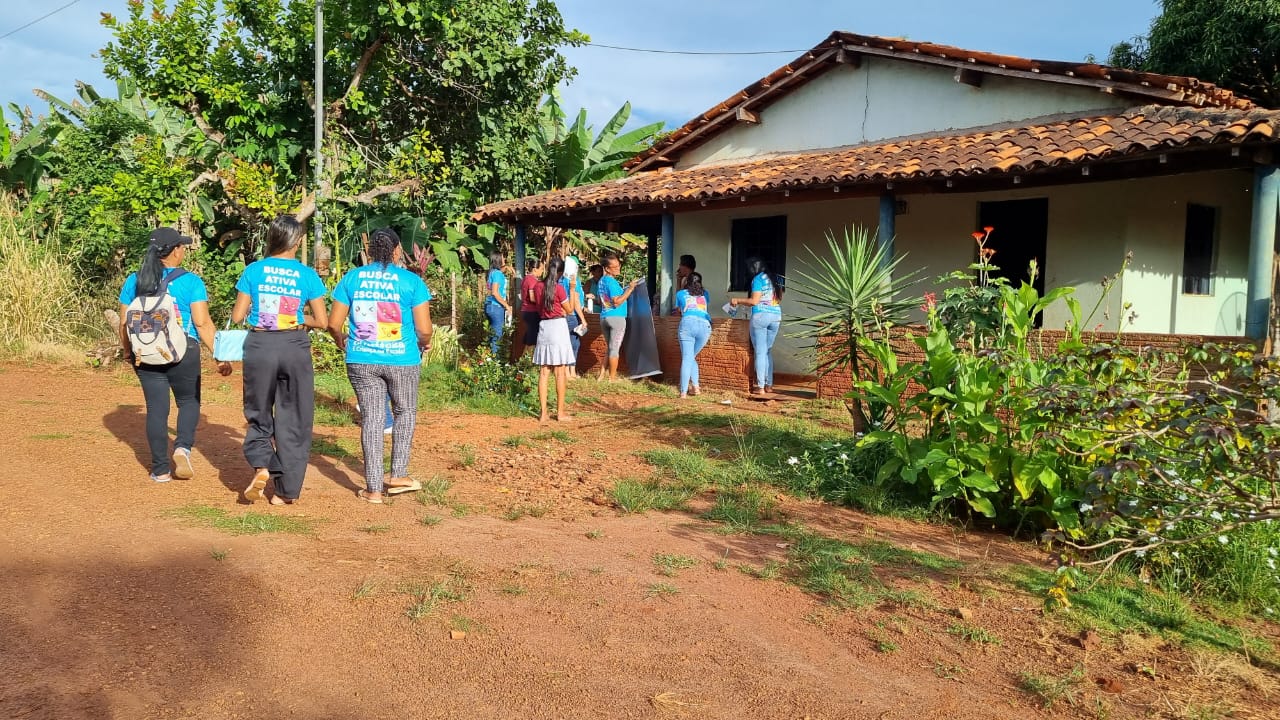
[118, 227, 232, 483]
[483, 251, 511, 356]
[230, 215, 329, 505]
[730, 257, 783, 395]
[675, 271, 712, 399]
[328, 228, 433, 504]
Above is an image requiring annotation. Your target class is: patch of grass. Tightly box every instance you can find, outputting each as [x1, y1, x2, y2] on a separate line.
[739, 560, 783, 581]
[168, 504, 315, 536]
[456, 443, 476, 468]
[653, 553, 698, 577]
[414, 475, 451, 506]
[948, 623, 1002, 645]
[1008, 566, 1273, 658]
[1018, 667, 1084, 709]
[874, 638, 899, 653]
[501, 435, 527, 448]
[933, 662, 967, 680]
[449, 502, 471, 518]
[352, 579, 380, 600]
[419, 514, 443, 527]
[585, 529, 603, 540]
[359, 523, 391, 534]
[645, 582, 680, 600]
[641, 448, 731, 486]
[705, 483, 777, 534]
[209, 548, 229, 561]
[30, 432, 70, 440]
[712, 550, 730, 571]
[312, 436, 359, 461]
[503, 503, 549, 521]
[402, 579, 466, 622]
[530, 429, 574, 443]
[498, 583, 526, 596]
[610, 476, 700, 513]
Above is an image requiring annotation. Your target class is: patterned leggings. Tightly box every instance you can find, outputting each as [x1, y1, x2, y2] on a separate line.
[345, 363, 421, 493]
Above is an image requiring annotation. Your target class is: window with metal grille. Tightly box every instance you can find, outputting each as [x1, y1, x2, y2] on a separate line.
[1182, 204, 1217, 296]
[729, 215, 786, 292]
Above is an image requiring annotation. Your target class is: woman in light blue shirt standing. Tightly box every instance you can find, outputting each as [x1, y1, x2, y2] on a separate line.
[230, 215, 329, 505]
[328, 228, 433, 504]
[730, 257, 783, 395]
[483, 251, 511, 356]
[675, 271, 711, 399]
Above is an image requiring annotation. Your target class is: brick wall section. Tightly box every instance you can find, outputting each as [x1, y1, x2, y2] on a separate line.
[519, 314, 758, 391]
[815, 328, 1260, 400]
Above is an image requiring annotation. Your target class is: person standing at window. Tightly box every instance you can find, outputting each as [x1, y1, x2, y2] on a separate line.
[595, 253, 640, 381]
[730, 257, 782, 395]
[328, 228, 433, 504]
[118, 228, 232, 483]
[484, 251, 511, 356]
[230, 215, 329, 505]
[675, 271, 711, 399]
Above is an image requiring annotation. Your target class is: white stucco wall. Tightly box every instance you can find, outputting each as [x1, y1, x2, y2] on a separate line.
[678, 57, 1133, 168]
[672, 170, 1255, 376]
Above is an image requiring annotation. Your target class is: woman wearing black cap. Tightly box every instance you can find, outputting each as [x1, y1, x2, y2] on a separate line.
[230, 215, 329, 505]
[118, 227, 231, 483]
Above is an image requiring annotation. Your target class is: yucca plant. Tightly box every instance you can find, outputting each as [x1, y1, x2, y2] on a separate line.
[788, 225, 921, 431]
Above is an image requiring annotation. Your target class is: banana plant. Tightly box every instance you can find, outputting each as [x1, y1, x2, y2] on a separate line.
[532, 92, 665, 190]
[0, 104, 62, 194]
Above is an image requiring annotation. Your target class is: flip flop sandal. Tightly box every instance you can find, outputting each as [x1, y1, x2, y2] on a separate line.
[243, 468, 269, 503]
[357, 489, 384, 504]
[384, 480, 422, 496]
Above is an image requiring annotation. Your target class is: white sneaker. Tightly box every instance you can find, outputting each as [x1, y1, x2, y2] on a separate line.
[150, 473, 173, 483]
[172, 448, 194, 479]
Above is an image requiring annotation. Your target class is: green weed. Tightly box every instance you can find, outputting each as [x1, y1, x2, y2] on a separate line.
[209, 548, 229, 561]
[530, 430, 574, 443]
[456, 443, 477, 468]
[948, 623, 1001, 645]
[359, 523, 391, 534]
[585, 529, 604, 540]
[501, 435, 527, 448]
[419, 514, 443, 527]
[704, 484, 776, 534]
[645, 582, 680, 600]
[169, 504, 315, 536]
[610, 476, 699, 513]
[402, 579, 466, 622]
[352, 579, 380, 600]
[503, 503, 549, 521]
[653, 553, 698, 577]
[1018, 667, 1084, 709]
[30, 432, 70, 440]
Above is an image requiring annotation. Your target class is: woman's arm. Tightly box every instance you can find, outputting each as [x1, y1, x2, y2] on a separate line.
[327, 302, 349, 352]
[569, 277, 587, 323]
[612, 278, 641, 306]
[412, 302, 433, 353]
[304, 297, 328, 330]
[230, 292, 252, 324]
[188, 301, 233, 375]
[731, 290, 763, 308]
[118, 303, 132, 360]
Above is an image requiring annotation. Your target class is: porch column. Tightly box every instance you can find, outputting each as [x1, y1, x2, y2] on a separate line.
[660, 213, 675, 313]
[1246, 166, 1280, 340]
[878, 192, 896, 269]
[513, 224, 527, 280]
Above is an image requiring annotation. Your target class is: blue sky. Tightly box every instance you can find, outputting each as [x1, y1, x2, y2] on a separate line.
[1, 0, 1159, 131]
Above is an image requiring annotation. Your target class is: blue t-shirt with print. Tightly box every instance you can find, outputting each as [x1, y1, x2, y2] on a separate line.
[119, 267, 209, 341]
[676, 289, 711, 322]
[485, 269, 507, 308]
[332, 264, 433, 366]
[558, 276, 586, 309]
[750, 272, 782, 315]
[597, 275, 627, 318]
[234, 258, 327, 330]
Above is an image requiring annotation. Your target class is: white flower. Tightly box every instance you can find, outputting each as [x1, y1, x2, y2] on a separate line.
[1218, 535, 1230, 545]
[1079, 503, 1094, 512]
[1268, 559, 1276, 570]
[787, 457, 799, 466]
[1210, 511, 1223, 521]
[1171, 551, 1181, 559]
[1268, 548, 1277, 558]
[839, 453, 848, 461]
[1135, 549, 1147, 558]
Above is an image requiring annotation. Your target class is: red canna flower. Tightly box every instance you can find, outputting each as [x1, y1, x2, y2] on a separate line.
[972, 231, 985, 243]
[920, 291, 937, 314]
[983, 226, 994, 234]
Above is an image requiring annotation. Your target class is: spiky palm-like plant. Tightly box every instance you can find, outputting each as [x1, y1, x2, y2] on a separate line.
[788, 225, 921, 431]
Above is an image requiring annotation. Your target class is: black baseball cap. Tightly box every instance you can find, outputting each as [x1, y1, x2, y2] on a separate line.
[149, 227, 194, 250]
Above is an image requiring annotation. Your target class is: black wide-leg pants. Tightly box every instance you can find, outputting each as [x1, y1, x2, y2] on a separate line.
[241, 330, 314, 500]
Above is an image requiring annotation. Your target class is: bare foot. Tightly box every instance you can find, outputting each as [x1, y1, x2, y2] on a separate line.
[555, 414, 572, 422]
[539, 413, 550, 423]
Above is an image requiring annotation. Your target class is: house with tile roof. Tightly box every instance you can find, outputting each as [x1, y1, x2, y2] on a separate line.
[475, 31, 1280, 394]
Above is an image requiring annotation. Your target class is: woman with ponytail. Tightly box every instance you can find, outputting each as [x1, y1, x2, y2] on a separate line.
[531, 257, 574, 421]
[674, 271, 712, 399]
[118, 227, 230, 483]
[328, 227, 433, 503]
[730, 256, 783, 395]
[230, 215, 329, 505]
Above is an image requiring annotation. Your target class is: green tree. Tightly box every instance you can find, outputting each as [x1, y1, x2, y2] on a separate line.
[100, 0, 585, 269]
[1105, 0, 1280, 107]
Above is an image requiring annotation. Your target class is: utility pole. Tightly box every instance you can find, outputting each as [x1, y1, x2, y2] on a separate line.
[312, 0, 325, 273]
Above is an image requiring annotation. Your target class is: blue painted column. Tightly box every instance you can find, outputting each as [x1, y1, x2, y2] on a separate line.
[878, 192, 896, 270]
[660, 213, 675, 313]
[1246, 166, 1279, 340]
[513, 224, 527, 280]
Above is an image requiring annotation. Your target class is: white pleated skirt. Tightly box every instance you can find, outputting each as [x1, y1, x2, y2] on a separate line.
[532, 318, 576, 366]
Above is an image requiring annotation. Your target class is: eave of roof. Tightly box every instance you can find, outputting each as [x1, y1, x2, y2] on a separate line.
[624, 30, 1258, 174]
[473, 106, 1280, 225]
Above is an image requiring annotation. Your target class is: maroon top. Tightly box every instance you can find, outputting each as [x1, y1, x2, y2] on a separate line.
[532, 282, 569, 319]
[519, 274, 542, 313]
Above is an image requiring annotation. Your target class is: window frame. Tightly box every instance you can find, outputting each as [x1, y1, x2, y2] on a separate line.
[1180, 203, 1218, 297]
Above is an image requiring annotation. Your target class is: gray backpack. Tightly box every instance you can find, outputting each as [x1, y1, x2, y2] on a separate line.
[124, 269, 189, 365]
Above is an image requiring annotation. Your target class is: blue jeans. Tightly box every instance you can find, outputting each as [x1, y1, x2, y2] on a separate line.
[678, 317, 711, 394]
[484, 303, 506, 356]
[749, 313, 781, 389]
[565, 313, 582, 369]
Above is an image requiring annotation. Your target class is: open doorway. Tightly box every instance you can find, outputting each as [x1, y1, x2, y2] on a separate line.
[978, 198, 1048, 301]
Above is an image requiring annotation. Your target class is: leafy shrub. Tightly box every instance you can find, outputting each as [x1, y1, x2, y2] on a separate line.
[457, 348, 537, 413]
[787, 439, 911, 513]
[310, 331, 345, 375]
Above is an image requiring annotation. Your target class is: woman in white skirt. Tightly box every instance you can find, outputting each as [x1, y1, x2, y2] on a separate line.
[531, 257, 574, 422]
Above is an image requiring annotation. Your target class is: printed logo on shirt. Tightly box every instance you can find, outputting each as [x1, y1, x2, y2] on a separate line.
[348, 270, 408, 356]
[685, 294, 707, 313]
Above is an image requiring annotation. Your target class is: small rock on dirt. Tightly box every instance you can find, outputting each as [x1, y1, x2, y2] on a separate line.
[1095, 677, 1125, 694]
[1077, 629, 1101, 652]
[952, 607, 973, 621]
[449, 630, 466, 640]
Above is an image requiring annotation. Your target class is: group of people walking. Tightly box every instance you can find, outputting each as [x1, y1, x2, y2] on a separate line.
[119, 216, 785, 503]
[119, 215, 432, 505]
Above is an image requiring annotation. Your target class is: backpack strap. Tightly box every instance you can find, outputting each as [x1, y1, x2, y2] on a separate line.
[157, 268, 187, 295]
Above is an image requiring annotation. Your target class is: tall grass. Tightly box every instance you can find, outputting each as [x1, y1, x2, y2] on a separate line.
[0, 194, 99, 354]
